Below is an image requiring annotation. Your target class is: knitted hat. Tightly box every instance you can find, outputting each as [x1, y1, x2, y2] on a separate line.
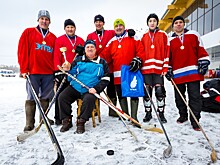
[114, 19, 125, 28]
[147, 13, 159, 25]
[172, 16, 185, 27]
[38, 10, 50, 21]
[84, 40, 96, 49]
[64, 19, 75, 29]
[94, 14, 105, 23]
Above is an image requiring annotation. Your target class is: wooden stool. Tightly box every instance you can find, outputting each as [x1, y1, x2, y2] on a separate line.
[77, 99, 101, 127]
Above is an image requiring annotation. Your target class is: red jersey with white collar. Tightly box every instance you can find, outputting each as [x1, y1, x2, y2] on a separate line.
[100, 32, 145, 84]
[169, 29, 209, 84]
[54, 34, 84, 71]
[141, 29, 170, 74]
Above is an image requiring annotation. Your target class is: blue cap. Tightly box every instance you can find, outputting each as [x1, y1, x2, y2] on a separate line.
[84, 40, 96, 49]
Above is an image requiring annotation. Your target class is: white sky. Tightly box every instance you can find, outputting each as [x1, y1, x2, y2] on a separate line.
[0, 0, 172, 66]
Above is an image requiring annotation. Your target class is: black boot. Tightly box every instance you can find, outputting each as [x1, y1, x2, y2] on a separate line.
[24, 100, 36, 132]
[159, 112, 167, 123]
[40, 99, 54, 125]
[76, 118, 86, 134]
[60, 116, 73, 132]
[143, 111, 152, 122]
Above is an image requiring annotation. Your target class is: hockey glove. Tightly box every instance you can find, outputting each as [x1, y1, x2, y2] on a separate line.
[129, 57, 142, 72]
[127, 29, 136, 38]
[198, 59, 210, 75]
[75, 45, 84, 56]
[54, 71, 66, 84]
[165, 67, 173, 81]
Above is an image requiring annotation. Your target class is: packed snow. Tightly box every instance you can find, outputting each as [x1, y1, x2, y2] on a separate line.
[0, 76, 219, 165]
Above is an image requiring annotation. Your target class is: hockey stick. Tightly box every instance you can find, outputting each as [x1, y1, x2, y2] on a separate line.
[171, 78, 217, 163]
[17, 77, 66, 142]
[25, 75, 65, 165]
[103, 91, 138, 141]
[144, 84, 172, 158]
[58, 65, 163, 134]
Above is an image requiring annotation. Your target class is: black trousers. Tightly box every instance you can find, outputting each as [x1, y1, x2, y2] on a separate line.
[54, 80, 69, 120]
[58, 85, 96, 121]
[174, 80, 201, 122]
[106, 73, 117, 98]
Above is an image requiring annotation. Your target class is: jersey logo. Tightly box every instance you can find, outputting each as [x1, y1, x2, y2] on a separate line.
[35, 42, 53, 53]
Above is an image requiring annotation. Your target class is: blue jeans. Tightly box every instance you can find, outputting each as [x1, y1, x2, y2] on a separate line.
[26, 74, 54, 101]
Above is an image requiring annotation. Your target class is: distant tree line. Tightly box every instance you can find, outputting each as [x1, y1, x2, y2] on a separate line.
[0, 65, 20, 73]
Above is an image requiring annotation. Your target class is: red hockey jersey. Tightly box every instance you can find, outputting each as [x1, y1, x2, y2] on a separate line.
[141, 30, 170, 74]
[87, 30, 115, 72]
[18, 27, 57, 74]
[100, 33, 145, 85]
[54, 35, 84, 71]
[169, 30, 209, 84]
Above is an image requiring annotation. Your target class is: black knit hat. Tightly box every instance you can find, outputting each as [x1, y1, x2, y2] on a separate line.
[84, 40, 96, 49]
[94, 14, 105, 23]
[147, 13, 159, 25]
[172, 16, 185, 27]
[64, 19, 75, 29]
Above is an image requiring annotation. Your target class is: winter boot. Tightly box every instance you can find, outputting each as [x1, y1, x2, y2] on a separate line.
[108, 98, 118, 117]
[191, 121, 201, 131]
[143, 98, 152, 122]
[159, 112, 167, 123]
[76, 118, 86, 134]
[60, 116, 73, 132]
[143, 111, 152, 122]
[177, 116, 188, 124]
[24, 100, 36, 132]
[130, 99, 139, 122]
[40, 99, 54, 125]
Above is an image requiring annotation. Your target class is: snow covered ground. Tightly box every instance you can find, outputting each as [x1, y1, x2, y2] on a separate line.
[0, 76, 219, 165]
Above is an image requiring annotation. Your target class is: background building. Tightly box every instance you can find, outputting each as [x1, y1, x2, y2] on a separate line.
[159, 0, 220, 71]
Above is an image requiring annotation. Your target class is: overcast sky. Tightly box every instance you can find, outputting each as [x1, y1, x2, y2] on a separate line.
[0, 0, 172, 66]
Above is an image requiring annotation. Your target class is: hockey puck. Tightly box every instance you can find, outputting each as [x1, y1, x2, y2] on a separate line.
[107, 150, 114, 155]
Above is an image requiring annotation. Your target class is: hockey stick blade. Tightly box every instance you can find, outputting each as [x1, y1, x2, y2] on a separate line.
[163, 145, 172, 158]
[141, 125, 163, 134]
[52, 154, 65, 165]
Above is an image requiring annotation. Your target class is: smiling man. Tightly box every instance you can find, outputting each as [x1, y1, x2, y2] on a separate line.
[53, 19, 84, 125]
[18, 10, 57, 132]
[166, 16, 210, 131]
[58, 40, 110, 133]
[100, 18, 145, 122]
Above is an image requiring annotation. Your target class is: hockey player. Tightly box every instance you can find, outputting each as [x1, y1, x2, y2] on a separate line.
[141, 13, 170, 123]
[53, 19, 84, 125]
[18, 10, 56, 131]
[166, 16, 210, 131]
[100, 18, 145, 122]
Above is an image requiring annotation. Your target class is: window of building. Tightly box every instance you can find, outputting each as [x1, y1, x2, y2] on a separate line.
[198, 0, 205, 18]
[198, 16, 204, 35]
[213, 4, 220, 30]
[213, 0, 220, 7]
[192, 21, 198, 31]
[204, 11, 212, 34]
[205, 0, 213, 12]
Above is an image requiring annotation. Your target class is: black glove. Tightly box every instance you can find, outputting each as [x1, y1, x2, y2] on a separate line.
[165, 67, 173, 81]
[198, 59, 210, 75]
[54, 71, 66, 84]
[127, 29, 136, 38]
[129, 57, 142, 72]
[75, 45, 84, 56]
